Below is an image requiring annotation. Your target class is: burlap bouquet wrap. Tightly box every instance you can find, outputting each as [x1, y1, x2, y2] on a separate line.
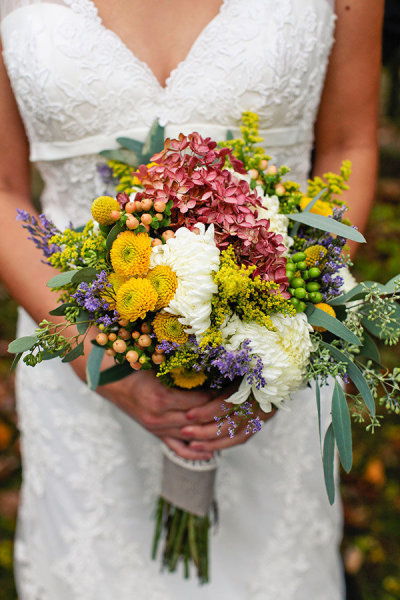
[161, 445, 218, 517]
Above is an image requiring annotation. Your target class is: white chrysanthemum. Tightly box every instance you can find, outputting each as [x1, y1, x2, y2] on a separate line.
[150, 223, 220, 337]
[255, 192, 293, 252]
[221, 313, 313, 412]
[226, 170, 292, 250]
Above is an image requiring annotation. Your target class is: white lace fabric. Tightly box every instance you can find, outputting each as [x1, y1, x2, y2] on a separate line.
[2, 1, 344, 598]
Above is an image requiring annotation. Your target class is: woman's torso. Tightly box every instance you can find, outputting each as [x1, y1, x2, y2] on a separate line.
[1, 0, 335, 228]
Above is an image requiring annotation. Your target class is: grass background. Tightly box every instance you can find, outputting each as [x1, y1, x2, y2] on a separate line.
[0, 73, 399, 600]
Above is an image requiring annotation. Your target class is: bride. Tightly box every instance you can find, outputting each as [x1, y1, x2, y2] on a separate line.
[0, 1, 383, 598]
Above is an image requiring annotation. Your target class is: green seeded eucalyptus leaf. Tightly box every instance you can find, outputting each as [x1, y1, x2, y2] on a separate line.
[61, 342, 84, 363]
[71, 268, 98, 285]
[47, 270, 79, 289]
[323, 423, 336, 505]
[287, 212, 366, 243]
[98, 362, 133, 386]
[8, 335, 38, 354]
[76, 310, 90, 335]
[321, 342, 375, 416]
[331, 381, 352, 473]
[49, 303, 75, 316]
[86, 345, 105, 390]
[306, 305, 362, 346]
[106, 221, 125, 252]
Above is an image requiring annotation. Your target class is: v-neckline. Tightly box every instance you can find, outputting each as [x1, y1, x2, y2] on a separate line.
[83, 0, 228, 91]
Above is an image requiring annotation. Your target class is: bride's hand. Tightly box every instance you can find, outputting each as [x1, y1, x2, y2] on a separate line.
[98, 369, 215, 460]
[179, 389, 276, 452]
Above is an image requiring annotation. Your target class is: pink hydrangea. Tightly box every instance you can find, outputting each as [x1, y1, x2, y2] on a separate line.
[133, 133, 289, 291]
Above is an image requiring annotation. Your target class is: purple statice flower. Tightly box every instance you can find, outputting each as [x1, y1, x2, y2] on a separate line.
[157, 340, 180, 354]
[17, 209, 61, 260]
[96, 311, 119, 328]
[72, 270, 119, 326]
[215, 401, 264, 438]
[301, 231, 348, 300]
[209, 340, 266, 390]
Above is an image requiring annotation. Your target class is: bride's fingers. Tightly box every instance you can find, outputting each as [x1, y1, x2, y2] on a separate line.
[188, 426, 256, 452]
[185, 397, 234, 424]
[162, 436, 214, 461]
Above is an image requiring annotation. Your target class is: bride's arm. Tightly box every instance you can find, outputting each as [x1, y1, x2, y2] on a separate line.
[0, 49, 213, 460]
[313, 0, 384, 255]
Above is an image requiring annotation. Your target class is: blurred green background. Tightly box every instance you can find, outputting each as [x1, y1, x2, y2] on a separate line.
[0, 9, 400, 599]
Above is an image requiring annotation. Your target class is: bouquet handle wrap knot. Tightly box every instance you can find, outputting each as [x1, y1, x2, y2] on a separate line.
[161, 445, 218, 517]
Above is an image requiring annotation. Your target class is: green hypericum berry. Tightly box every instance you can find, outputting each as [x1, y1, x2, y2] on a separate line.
[294, 288, 307, 299]
[306, 282, 321, 292]
[292, 252, 306, 263]
[297, 261, 307, 271]
[309, 292, 323, 303]
[296, 301, 307, 313]
[308, 267, 321, 279]
[288, 287, 295, 295]
[290, 297, 300, 307]
[291, 277, 305, 289]
[302, 270, 310, 280]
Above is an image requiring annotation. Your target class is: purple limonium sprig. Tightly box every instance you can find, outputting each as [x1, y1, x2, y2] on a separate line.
[72, 270, 119, 326]
[17, 209, 61, 260]
[215, 401, 263, 438]
[209, 340, 266, 390]
[157, 340, 181, 354]
[301, 230, 348, 301]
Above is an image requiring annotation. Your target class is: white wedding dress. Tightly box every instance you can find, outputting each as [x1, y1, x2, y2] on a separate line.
[1, 1, 345, 598]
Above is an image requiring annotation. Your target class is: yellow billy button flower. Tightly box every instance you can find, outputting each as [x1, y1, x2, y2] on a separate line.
[300, 196, 333, 218]
[110, 231, 152, 277]
[91, 195, 121, 225]
[152, 312, 188, 344]
[313, 303, 336, 332]
[146, 266, 178, 310]
[116, 278, 158, 322]
[304, 245, 328, 268]
[171, 367, 207, 389]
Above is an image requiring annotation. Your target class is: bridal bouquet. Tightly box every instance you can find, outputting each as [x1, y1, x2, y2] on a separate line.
[9, 114, 400, 583]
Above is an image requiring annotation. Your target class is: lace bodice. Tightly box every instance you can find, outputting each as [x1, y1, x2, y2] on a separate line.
[2, 0, 335, 227]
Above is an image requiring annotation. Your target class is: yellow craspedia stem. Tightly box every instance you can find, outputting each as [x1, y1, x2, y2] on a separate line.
[313, 303, 336, 332]
[110, 231, 152, 277]
[304, 245, 328, 268]
[91, 196, 120, 225]
[300, 196, 333, 217]
[116, 278, 158, 321]
[153, 312, 188, 344]
[171, 367, 207, 389]
[146, 265, 178, 310]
